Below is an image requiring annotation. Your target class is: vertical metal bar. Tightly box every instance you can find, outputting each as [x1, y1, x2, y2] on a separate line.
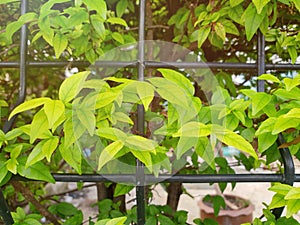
[257, 31, 265, 92]
[3, 0, 28, 133]
[0, 188, 14, 225]
[136, 0, 146, 224]
[257, 29, 296, 218]
[1, 1, 28, 224]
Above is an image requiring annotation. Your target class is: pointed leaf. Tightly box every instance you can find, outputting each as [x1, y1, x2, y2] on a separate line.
[59, 144, 82, 174]
[272, 116, 300, 134]
[253, 0, 270, 14]
[244, 3, 265, 41]
[158, 69, 195, 96]
[44, 100, 65, 128]
[59, 71, 90, 103]
[82, 0, 106, 19]
[97, 140, 124, 171]
[26, 141, 45, 167]
[136, 81, 155, 111]
[197, 26, 211, 48]
[9, 97, 50, 120]
[212, 125, 258, 159]
[251, 92, 272, 116]
[19, 160, 55, 183]
[173, 122, 211, 137]
[269, 193, 286, 209]
[125, 135, 157, 151]
[30, 109, 49, 143]
[53, 33, 68, 58]
[42, 136, 59, 162]
[285, 187, 300, 200]
[76, 109, 95, 136]
[131, 150, 152, 168]
[257, 74, 281, 83]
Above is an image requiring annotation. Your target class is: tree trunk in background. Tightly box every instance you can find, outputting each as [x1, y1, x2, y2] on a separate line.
[166, 182, 183, 212]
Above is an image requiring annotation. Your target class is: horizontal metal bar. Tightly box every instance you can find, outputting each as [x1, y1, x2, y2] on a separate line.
[11, 173, 300, 183]
[1, 61, 300, 71]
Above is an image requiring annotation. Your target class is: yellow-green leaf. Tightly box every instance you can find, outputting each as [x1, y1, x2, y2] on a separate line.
[42, 136, 59, 162]
[59, 71, 90, 103]
[44, 99, 65, 128]
[30, 109, 49, 143]
[97, 140, 124, 171]
[136, 81, 155, 111]
[125, 135, 157, 151]
[212, 125, 258, 159]
[252, 0, 270, 14]
[8, 97, 50, 120]
[53, 33, 68, 58]
[173, 122, 212, 138]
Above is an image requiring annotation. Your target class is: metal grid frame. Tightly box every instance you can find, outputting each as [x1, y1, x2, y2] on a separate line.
[1, 0, 300, 224]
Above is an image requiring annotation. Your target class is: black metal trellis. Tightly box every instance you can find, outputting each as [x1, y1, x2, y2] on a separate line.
[0, 0, 299, 224]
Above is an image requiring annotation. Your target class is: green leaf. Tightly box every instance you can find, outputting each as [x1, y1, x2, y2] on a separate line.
[30, 109, 49, 143]
[76, 109, 95, 136]
[257, 132, 277, 153]
[9, 97, 50, 120]
[285, 187, 300, 200]
[158, 69, 195, 96]
[257, 74, 281, 83]
[59, 144, 82, 174]
[53, 33, 68, 58]
[131, 150, 152, 168]
[116, 0, 128, 17]
[272, 116, 300, 135]
[0, 163, 8, 184]
[284, 108, 300, 119]
[197, 26, 211, 48]
[288, 46, 298, 64]
[176, 136, 198, 159]
[112, 112, 133, 125]
[222, 20, 239, 36]
[44, 100, 65, 129]
[269, 183, 292, 195]
[251, 92, 272, 116]
[82, 0, 106, 19]
[18, 159, 55, 183]
[286, 199, 300, 218]
[97, 140, 124, 171]
[107, 17, 128, 27]
[230, 0, 243, 7]
[214, 22, 226, 41]
[6, 158, 18, 174]
[5, 21, 23, 44]
[95, 91, 119, 109]
[244, 3, 265, 41]
[269, 193, 286, 209]
[96, 128, 127, 142]
[136, 81, 155, 111]
[125, 135, 157, 151]
[114, 184, 134, 197]
[63, 116, 86, 148]
[59, 71, 90, 103]
[252, 0, 270, 14]
[195, 137, 215, 168]
[95, 217, 127, 225]
[212, 125, 258, 159]
[173, 122, 211, 138]
[91, 15, 106, 38]
[111, 32, 124, 44]
[0, 0, 20, 4]
[283, 77, 300, 91]
[42, 136, 59, 162]
[26, 141, 45, 167]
